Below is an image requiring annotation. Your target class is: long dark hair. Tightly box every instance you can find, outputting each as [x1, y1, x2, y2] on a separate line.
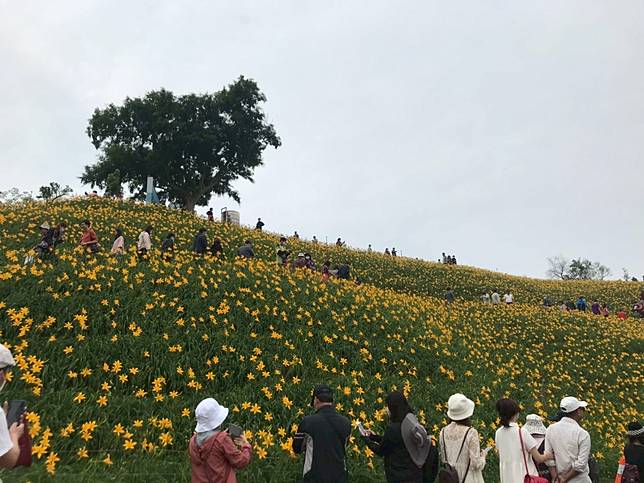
[386, 391, 413, 423]
[496, 398, 521, 427]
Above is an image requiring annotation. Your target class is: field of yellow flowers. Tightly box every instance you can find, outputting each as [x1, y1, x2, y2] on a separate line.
[0, 199, 641, 482]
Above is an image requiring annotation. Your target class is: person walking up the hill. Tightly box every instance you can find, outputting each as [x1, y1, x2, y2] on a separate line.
[237, 240, 254, 259]
[189, 398, 252, 483]
[276, 237, 290, 266]
[206, 208, 214, 222]
[491, 291, 501, 305]
[494, 398, 552, 483]
[211, 238, 223, 258]
[255, 218, 264, 231]
[545, 396, 592, 483]
[591, 301, 601, 315]
[294, 253, 307, 269]
[392, 248, 397, 257]
[161, 233, 175, 260]
[481, 292, 491, 303]
[503, 292, 514, 305]
[193, 228, 208, 256]
[293, 385, 351, 483]
[110, 228, 125, 255]
[445, 288, 455, 304]
[137, 225, 153, 259]
[80, 220, 99, 253]
[362, 391, 437, 483]
[305, 253, 316, 270]
[439, 393, 488, 483]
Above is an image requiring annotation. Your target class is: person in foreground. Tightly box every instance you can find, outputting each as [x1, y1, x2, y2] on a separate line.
[440, 393, 488, 483]
[545, 396, 592, 483]
[494, 398, 552, 483]
[0, 344, 25, 469]
[363, 391, 435, 483]
[293, 384, 351, 483]
[619, 421, 643, 482]
[188, 398, 252, 483]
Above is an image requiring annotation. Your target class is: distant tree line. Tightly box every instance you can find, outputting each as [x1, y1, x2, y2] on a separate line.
[546, 256, 611, 281]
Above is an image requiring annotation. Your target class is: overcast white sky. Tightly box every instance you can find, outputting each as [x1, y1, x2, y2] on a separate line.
[1, 1, 643, 279]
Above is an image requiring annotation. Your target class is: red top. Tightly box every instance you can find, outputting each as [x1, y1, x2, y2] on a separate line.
[80, 229, 98, 246]
[189, 432, 252, 483]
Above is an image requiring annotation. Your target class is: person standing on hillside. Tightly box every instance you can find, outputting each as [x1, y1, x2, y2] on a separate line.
[237, 240, 254, 259]
[445, 288, 455, 304]
[293, 231, 300, 240]
[367, 244, 372, 253]
[439, 393, 488, 483]
[576, 297, 587, 311]
[188, 398, 252, 483]
[255, 218, 264, 231]
[494, 398, 552, 483]
[336, 238, 344, 247]
[161, 233, 175, 259]
[384, 248, 391, 256]
[210, 237, 223, 258]
[481, 292, 491, 303]
[620, 421, 644, 482]
[362, 391, 436, 483]
[293, 385, 351, 483]
[206, 208, 214, 222]
[276, 237, 290, 266]
[312, 236, 318, 244]
[591, 301, 601, 315]
[392, 248, 397, 257]
[545, 397, 592, 483]
[193, 228, 208, 256]
[491, 291, 501, 305]
[337, 261, 351, 280]
[80, 220, 99, 253]
[137, 225, 153, 259]
[503, 292, 514, 305]
[110, 228, 125, 255]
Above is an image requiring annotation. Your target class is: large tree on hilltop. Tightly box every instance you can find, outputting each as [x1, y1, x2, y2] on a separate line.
[81, 76, 281, 211]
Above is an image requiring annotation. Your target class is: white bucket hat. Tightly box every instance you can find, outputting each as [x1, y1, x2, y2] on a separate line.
[0, 345, 15, 369]
[560, 396, 588, 413]
[195, 398, 229, 433]
[447, 393, 475, 421]
[524, 414, 547, 435]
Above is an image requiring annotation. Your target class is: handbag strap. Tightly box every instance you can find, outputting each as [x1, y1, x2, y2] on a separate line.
[518, 425, 530, 476]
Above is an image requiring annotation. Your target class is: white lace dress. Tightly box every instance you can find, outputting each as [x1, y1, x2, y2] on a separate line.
[439, 422, 487, 483]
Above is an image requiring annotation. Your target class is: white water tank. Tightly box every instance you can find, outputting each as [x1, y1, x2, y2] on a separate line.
[221, 209, 240, 225]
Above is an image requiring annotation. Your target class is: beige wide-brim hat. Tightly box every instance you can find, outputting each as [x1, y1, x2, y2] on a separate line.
[447, 393, 475, 421]
[524, 414, 547, 435]
[195, 398, 229, 433]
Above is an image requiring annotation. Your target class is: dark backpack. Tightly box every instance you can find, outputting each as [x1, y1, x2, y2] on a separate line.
[438, 428, 471, 483]
[423, 438, 439, 483]
[622, 463, 640, 483]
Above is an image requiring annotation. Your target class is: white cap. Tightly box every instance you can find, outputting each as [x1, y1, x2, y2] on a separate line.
[195, 398, 229, 433]
[447, 393, 475, 421]
[560, 396, 588, 413]
[0, 344, 15, 369]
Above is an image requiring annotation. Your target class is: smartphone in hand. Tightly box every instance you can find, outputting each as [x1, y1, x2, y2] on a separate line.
[228, 424, 243, 439]
[6, 400, 27, 427]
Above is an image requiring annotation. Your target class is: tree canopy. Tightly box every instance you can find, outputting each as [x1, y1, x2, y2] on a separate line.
[81, 76, 280, 211]
[546, 255, 611, 280]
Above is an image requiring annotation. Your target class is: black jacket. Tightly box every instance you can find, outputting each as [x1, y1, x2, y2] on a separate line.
[366, 422, 423, 483]
[293, 406, 351, 483]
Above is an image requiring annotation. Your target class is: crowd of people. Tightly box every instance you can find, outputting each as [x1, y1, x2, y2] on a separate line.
[186, 385, 642, 483]
[442, 253, 458, 265]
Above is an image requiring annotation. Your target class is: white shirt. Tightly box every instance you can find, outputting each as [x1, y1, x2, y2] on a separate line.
[111, 235, 125, 254]
[137, 231, 152, 250]
[0, 413, 14, 457]
[545, 417, 591, 483]
[495, 423, 538, 483]
[503, 293, 514, 303]
[440, 423, 486, 483]
[491, 293, 501, 304]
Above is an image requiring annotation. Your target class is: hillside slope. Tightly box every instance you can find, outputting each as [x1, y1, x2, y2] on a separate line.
[0, 199, 641, 482]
